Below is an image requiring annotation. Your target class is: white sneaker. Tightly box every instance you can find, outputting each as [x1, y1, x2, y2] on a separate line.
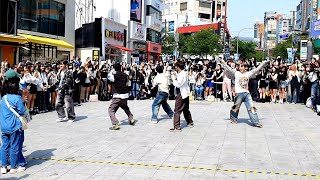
[9, 168, 18, 174]
[17, 166, 26, 172]
[68, 119, 74, 123]
[56, 117, 68, 122]
[1, 167, 7, 174]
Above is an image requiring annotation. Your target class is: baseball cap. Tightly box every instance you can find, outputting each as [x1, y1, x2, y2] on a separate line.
[5, 69, 22, 79]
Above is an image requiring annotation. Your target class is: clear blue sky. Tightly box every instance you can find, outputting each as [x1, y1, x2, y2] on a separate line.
[228, 0, 300, 38]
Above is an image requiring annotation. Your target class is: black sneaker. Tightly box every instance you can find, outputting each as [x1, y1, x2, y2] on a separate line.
[187, 123, 194, 128]
[129, 119, 136, 125]
[254, 124, 263, 128]
[109, 125, 120, 130]
[170, 127, 182, 132]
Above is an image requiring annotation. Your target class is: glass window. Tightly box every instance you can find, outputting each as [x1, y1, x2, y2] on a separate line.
[180, 2, 187, 11]
[18, 0, 65, 36]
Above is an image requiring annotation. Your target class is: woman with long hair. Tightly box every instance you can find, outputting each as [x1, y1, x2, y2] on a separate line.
[47, 68, 58, 110]
[205, 67, 214, 99]
[288, 65, 300, 104]
[222, 62, 233, 102]
[195, 72, 205, 100]
[268, 67, 278, 103]
[257, 68, 268, 103]
[22, 65, 37, 115]
[278, 65, 288, 104]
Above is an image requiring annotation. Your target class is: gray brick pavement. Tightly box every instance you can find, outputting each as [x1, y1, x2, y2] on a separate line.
[1, 100, 320, 180]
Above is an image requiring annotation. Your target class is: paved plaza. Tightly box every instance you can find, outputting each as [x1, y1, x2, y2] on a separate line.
[1, 100, 320, 180]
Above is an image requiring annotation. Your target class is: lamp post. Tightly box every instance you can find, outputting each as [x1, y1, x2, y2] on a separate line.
[236, 28, 253, 59]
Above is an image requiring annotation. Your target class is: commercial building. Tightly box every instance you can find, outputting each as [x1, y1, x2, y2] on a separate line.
[263, 12, 277, 49]
[17, 0, 75, 63]
[276, 14, 292, 44]
[0, 0, 27, 66]
[162, 0, 227, 32]
[75, 18, 130, 64]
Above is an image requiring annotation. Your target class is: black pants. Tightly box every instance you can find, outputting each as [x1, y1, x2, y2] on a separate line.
[73, 83, 81, 104]
[249, 79, 259, 101]
[173, 94, 193, 128]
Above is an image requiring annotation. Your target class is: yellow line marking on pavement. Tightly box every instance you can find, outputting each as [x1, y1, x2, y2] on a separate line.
[27, 157, 320, 178]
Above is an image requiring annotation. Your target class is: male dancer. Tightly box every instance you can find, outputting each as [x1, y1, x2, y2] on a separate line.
[170, 61, 193, 131]
[151, 65, 174, 124]
[56, 61, 76, 123]
[108, 63, 135, 130]
[217, 58, 269, 128]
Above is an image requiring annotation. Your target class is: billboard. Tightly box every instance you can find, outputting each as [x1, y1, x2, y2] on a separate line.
[311, 20, 320, 37]
[130, 0, 142, 22]
[129, 21, 147, 41]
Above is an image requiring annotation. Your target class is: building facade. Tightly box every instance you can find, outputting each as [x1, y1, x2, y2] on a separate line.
[162, 0, 227, 34]
[264, 12, 277, 49]
[276, 14, 292, 44]
[17, 0, 75, 63]
[0, 0, 27, 66]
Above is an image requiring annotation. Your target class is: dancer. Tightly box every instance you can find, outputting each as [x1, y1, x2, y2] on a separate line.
[108, 63, 135, 130]
[150, 65, 174, 124]
[55, 61, 76, 123]
[217, 58, 269, 128]
[170, 61, 193, 131]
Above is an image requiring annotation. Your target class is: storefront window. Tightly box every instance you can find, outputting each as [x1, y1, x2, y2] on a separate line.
[147, 29, 160, 43]
[18, 0, 65, 36]
[146, 6, 161, 20]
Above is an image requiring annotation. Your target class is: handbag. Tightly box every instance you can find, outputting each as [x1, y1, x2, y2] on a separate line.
[4, 95, 31, 130]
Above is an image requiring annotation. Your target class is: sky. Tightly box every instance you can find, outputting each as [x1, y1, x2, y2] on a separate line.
[228, 0, 300, 38]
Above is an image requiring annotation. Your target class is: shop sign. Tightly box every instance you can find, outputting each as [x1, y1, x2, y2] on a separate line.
[129, 21, 147, 41]
[105, 29, 125, 42]
[147, 41, 161, 53]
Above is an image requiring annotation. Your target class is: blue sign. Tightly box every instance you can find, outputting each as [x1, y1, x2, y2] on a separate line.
[169, 21, 175, 32]
[280, 34, 289, 39]
[311, 20, 320, 37]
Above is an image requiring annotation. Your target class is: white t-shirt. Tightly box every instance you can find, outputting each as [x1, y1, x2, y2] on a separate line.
[153, 73, 169, 93]
[234, 71, 252, 93]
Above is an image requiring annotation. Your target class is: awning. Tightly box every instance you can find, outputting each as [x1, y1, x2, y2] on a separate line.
[0, 34, 27, 44]
[110, 45, 133, 52]
[18, 34, 74, 49]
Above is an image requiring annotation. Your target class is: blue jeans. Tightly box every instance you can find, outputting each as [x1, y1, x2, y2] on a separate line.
[195, 86, 204, 98]
[230, 92, 260, 125]
[132, 82, 140, 98]
[1, 129, 22, 168]
[151, 92, 174, 121]
[18, 130, 26, 167]
[311, 82, 320, 107]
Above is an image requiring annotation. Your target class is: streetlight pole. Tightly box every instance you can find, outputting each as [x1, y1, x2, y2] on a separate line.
[236, 28, 253, 58]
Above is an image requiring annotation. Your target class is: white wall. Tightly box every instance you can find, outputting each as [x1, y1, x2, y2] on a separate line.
[95, 0, 130, 26]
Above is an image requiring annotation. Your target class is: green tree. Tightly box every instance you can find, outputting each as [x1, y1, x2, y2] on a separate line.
[185, 29, 222, 58]
[230, 40, 257, 59]
[162, 34, 176, 55]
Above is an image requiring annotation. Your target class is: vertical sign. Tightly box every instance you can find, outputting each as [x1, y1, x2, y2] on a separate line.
[300, 40, 308, 60]
[287, 48, 293, 63]
[130, 0, 142, 22]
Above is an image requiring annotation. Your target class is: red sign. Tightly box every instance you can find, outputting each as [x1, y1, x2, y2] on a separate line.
[105, 29, 125, 42]
[147, 42, 162, 53]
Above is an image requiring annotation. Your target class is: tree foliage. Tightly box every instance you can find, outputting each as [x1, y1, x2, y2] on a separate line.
[178, 29, 223, 58]
[162, 34, 176, 55]
[230, 40, 256, 60]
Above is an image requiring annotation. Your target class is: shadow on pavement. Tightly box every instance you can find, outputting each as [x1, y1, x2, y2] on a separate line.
[119, 119, 139, 125]
[26, 148, 56, 166]
[74, 116, 88, 122]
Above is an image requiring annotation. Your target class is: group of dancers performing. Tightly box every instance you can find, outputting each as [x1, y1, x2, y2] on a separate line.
[107, 58, 269, 130]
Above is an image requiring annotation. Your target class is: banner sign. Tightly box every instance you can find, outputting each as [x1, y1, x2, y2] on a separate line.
[311, 20, 320, 37]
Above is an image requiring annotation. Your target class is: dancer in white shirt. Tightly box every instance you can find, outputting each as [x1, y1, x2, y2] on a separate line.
[217, 58, 269, 128]
[170, 61, 193, 131]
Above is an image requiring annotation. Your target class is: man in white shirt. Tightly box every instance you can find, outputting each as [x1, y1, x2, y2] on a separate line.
[171, 61, 193, 131]
[218, 59, 269, 128]
[151, 66, 174, 124]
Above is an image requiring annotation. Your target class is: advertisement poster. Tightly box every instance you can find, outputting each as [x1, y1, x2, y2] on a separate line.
[287, 48, 293, 63]
[130, 0, 142, 22]
[169, 21, 175, 32]
[130, 21, 146, 41]
[311, 20, 320, 37]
